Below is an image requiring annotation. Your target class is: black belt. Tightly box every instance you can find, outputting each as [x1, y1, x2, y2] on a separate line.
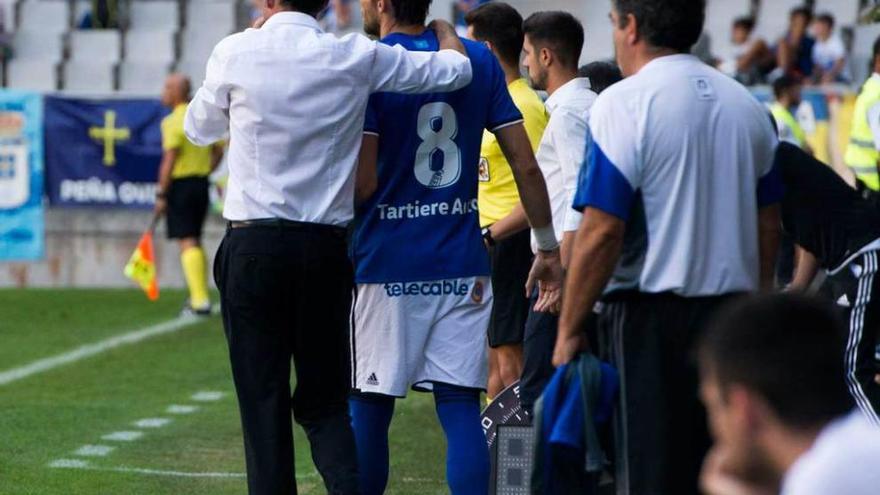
[227, 218, 346, 238]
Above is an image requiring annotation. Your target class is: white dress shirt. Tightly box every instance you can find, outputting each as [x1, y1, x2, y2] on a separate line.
[532, 77, 597, 252]
[184, 12, 473, 225]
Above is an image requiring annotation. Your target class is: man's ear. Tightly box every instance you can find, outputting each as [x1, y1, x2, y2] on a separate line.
[377, 0, 389, 16]
[539, 46, 553, 68]
[625, 12, 640, 46]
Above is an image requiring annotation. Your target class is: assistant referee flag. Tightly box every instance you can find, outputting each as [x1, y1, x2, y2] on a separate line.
[124, 229, 159, 301]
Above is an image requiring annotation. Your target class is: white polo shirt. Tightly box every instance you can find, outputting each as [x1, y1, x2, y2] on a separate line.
[782, 412, 880, 495]
[532, 77, 597, 253]
[573, 54, 780, 296]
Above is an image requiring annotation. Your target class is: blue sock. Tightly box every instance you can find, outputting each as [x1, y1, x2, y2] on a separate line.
[350, 393, 395, 495]
[433, 383, 490, 495]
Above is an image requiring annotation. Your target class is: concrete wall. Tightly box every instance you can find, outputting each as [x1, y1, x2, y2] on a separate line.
[0, 209, 224, 289]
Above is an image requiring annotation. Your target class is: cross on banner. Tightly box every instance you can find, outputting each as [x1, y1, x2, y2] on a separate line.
[88, 110, 130, 166]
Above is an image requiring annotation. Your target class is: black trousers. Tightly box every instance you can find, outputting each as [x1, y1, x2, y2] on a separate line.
[487, 228, 532, 348]
[520, 294, 598, 414]
[828, 250, 880, 426]
[214, 224, 359, 495]
[597, 292, 736, 495]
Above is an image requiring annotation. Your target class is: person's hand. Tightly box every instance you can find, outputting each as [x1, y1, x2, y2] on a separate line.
[525, 248, 563, 313]
[552, 331, 585, 367]
[700, 447, 776, 495]
[429, 19, 467, 56]
[153, 197, 167, 217]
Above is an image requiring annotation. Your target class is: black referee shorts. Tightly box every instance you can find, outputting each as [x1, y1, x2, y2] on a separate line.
[487, 228, 533, 348]
[166, 176, 209, 240]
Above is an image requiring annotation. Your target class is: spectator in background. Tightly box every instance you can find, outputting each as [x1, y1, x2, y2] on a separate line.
[811, 13, 851, 85]
[776, 6, 815, 79]
[77, 0, 119, 29]
[771, 75, 811, 153]
[718, 17, 773, 85]
[577, 61, 622, 94]
[699, 294, 880, 495]
[464, 2, 549, 404]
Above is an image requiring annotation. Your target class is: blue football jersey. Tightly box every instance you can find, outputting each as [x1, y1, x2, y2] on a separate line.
[353, 31, 523, 283]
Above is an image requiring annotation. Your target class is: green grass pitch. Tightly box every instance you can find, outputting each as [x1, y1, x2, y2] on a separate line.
[0, 289, 450, 494]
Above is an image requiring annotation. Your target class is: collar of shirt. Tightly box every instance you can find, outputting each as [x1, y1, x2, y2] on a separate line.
[545, 77, 591, 114]
[637, 53, 701, 76]
[261, 10, 323, 31]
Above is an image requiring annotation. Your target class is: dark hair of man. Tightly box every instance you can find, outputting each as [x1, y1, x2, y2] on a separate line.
[577, 61, 623, 94]
[732, 16, 755, 33]
[284, 0, 329, 17]
[873, 34, 880, 62]
[389, 0, 432, 26]
[790, 6, 813, 23]
[612, 0, 705, 53]
[522, 11, 584, 70]
[699, 294, 853, 430]
[816, 13, 835, 30]
[773, 74, 801, 99]
[465, 2, 524, 68]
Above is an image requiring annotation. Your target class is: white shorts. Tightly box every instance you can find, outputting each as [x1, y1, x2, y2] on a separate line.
[352, 276, 492, 397]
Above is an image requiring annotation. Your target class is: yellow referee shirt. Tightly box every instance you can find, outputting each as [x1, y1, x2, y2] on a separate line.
[161, 104, 214, 179]
[478, 78, 548, 227]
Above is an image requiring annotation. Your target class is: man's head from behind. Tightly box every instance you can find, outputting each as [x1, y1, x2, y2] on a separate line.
[465, 2, 523, 70]
[610, 0, 705, 77]
[773, 75, 803, 107]
[263, 0, 328, 19]
[522, 11, 583, 91]
[577, 61, 623, 94]
[361, 0, 432, 38]
[161, 73, 191, 108]
[873, 34, 880, 74]
[699, 294, 852, 487]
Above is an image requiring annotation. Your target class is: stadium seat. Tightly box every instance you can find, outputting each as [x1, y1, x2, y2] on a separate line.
[185, 1, 237, 34]
[118, 61, 171, 94]
[128, 1, 179, 33]
[754, 0, 805, 42]
[18, 0, 70, 35]
[124, 30, 175, 65]
[69, 30, 122, 64]
[6, 60, 59, 91]
[704, 0, 752, 63]
[179, 27, 229, 69]
[176, 58, 207, 88]
[851, 23, 880, 86]
[814, 0, 860, 27]
[63, 60, 116, 92]
[11, 30, 65, 63]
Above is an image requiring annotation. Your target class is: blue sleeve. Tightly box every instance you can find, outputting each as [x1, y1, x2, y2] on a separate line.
[486, 53, 522, 131]
[364, 94, 380, 135]
[757, 158, 784, 207]
[572, 140, 636, 221]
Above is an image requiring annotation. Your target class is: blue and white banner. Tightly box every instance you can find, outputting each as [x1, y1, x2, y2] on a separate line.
[0, 90, 44, 261]
[44, 96, 167, 208]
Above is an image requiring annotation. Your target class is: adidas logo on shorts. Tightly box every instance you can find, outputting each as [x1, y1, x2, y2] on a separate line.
[366, 373, 379, 386]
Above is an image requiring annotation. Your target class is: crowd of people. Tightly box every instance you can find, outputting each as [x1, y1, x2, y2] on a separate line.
[717, 6, 852, 86]
[157, 0, 880, 493]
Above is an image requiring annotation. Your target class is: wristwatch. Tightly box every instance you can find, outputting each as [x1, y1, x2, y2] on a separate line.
[482, 227, 496, 247]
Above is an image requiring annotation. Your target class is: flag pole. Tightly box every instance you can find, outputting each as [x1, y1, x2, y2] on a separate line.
[148, 210, 161, 234]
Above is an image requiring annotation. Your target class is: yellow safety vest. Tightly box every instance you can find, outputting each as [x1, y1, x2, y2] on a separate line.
[845, 75, 880, 190]
[770, 102, 807, 148]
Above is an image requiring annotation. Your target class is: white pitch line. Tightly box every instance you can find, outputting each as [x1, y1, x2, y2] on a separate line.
[48, 461, 320, 480]
[102, 431, 144, 442]
[74, 445, 115, 457]
[0, 314, 203, 386]
[133, 418, 172, 428]
[191, 391, 225, 402]
[166, 404, 199, 414]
